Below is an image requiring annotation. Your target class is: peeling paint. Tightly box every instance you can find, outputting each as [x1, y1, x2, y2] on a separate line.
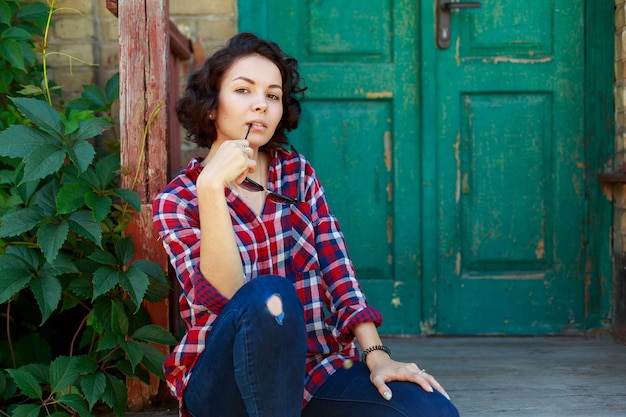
[454, 132, 461, 203]
[386, 215, 393, 244]
[386, 181, 393, 203]
[420, 316, 437, 335]
[366, 91, 393, 99]
[482, 56, 554, 65]
[391, 281, 404, 308]
[455, 251, 462, 275]
[384, 131, 392, 172]
[461, 172, 470, 194]
[600, 183, 613, 200]
[535, 240, 545, 259]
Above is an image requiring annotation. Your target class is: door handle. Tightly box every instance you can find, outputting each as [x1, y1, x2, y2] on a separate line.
[436, 0, 482, 49]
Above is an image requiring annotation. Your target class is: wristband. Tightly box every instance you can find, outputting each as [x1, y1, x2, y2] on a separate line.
[360, 344, 392, 364]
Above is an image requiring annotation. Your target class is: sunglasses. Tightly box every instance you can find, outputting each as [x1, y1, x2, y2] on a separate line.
[241, 177, 299, 205]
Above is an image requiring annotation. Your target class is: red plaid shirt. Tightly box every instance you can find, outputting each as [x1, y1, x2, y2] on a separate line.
[152, 147, 382, 414]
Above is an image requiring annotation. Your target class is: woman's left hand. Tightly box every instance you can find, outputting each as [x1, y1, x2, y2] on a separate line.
[365, 351, 450, 401]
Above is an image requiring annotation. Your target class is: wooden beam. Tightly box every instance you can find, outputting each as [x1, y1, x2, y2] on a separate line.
[117, 0, 171, 410]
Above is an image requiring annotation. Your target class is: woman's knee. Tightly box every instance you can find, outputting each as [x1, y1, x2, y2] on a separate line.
[237, 275, 303, 326]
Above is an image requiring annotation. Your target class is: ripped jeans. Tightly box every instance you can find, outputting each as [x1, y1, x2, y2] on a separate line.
[184, 275, 307, 417]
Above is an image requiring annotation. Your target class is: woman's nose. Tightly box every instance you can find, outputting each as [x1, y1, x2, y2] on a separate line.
[253, 97, 268, 112]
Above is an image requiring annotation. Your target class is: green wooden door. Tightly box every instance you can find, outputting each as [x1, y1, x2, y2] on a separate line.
[239, 0, 597, 335]
[425, 0, 586, 334]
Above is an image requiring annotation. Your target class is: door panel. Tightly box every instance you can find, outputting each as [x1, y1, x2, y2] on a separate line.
[240, 0, 422, 334]
[431, 0, 585, 334]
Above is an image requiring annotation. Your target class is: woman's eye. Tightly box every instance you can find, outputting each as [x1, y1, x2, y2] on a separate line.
[268, 93, 281, 100]
[235, 87, 250, 93]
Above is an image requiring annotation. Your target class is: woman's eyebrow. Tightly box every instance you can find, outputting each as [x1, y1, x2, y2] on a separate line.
[232, 76, 282, 90]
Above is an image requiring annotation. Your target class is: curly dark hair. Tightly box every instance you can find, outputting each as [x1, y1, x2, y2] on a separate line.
[176, 32, 306, 149]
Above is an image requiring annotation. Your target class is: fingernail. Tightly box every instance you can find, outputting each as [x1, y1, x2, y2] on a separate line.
[428, 385, 434, 393]
[444, 393, 451, 401]
[383, 391, 392, 401]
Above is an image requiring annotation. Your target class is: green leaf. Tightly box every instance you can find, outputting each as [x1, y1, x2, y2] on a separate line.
[33, 177, 60, 216]
[57, 182, 90, 214]
[119, 266, 149, 311]
[2, 26, 32, 41]
[134, 259, 170, 303]
[85, 191, 111, 222]
[17, 84, 45, 96]
[90, 298, 112, 333]
[7, 245, 41, 266]
[0, 255, 32, 303]
[23, 144, 65, 182]
[37, 220, 69, 263]
[16, 2, 50, 21]
[67, 276, 92, 299]
[105, 72, 120, 103]
[92, 266, 119, 299]
[110, 299, 129, 336]
[0, 38, 25, 72]
[0, 124, 52, 158]
[137, 342, 166, 379]
[10, 97, 64, 138]
[120, 340, 144, 371]
[49, 252, 79, 274]
[132, 259, 167, 284]
[97, 331, 120, 351]
[113, 188, 141, 211]
[6, 369, 42, 399]
[0, 206, 43, 237]
[49, 356, 79, 394]
[7, 404, 41, 417]
[73, 355, 99, 374]
[115, 236, 134, 266]
[68, 210, 102, 246]
[67, 139, 95, 173]
[101, 374, 127, 416]
[94, 153, 120, 188]
[132, 324, 177, 345]
[81, 372, 106, 410]
[0, 2, 11, 26]
[19, 363, 50, 384]
[56, 393, 95, 417]
[81, 84, 106, 108]
[88, 250, 118, 266]
[29, 271, 62, 324]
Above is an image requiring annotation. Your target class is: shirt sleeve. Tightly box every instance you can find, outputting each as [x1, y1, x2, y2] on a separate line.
[302, 162, 383, 343]
[152, 178, 230, 316]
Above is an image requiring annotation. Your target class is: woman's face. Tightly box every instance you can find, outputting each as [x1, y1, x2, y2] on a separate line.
[214, 54, 284, 149]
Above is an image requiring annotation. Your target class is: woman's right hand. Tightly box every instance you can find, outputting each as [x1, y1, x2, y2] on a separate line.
[197, 139, 257, 191]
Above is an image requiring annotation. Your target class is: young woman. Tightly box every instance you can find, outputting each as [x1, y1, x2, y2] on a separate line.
[153, 32, 459, 417]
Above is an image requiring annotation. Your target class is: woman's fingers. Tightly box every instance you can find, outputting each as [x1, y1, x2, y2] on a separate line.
[370, 361, 451, 402]
[370, 373, 393, 401]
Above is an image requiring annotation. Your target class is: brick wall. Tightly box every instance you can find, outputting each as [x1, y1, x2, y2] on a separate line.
[48, 0, 236, 95]
[46, 0, 236, 163]
[615, 0, 626, 332]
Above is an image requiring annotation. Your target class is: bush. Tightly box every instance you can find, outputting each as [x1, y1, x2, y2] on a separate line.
[0, 1, 175, 416]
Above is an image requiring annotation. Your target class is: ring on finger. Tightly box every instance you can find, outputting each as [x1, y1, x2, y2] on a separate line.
[418, 369, 426, 375]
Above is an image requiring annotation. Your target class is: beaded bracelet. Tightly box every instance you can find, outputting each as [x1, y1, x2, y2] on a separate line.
[360, 344, 392, 364]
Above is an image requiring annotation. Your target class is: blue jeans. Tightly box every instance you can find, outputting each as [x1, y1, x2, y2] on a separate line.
[301, 362, 460, 417]
[184, 275, 307, 417]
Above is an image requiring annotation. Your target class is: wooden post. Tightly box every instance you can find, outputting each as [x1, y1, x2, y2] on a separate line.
[116, 0, 171, 410]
